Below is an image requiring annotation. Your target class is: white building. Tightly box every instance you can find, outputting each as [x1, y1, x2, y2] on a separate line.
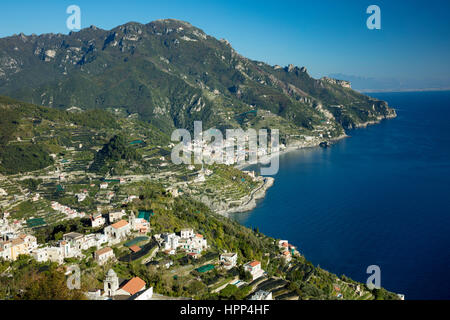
[31, 248, 48, 262]
[0, 234, 37, 261]
[59, 240, 76, 258]
[220, 252, 238, 269]
[278, 240, 289, 249]
[94, 247, 115, 265]
[190, 234, 208, 253]
[103, 269, 147, 298]
[180, 228, 194, 239]
[76, 193, 87, 202]
[108, 210, 126, 223]
[125, 195, 138, 204]
[95, 233, 108, 247]
[82, 234, 98, 250]
[63, 232, 85, 252]
[178, 233, 208, 254]
[0, 245, 11, 260]
[46, 246, 64, 264]
[51, 202, 85, 219]
[104, 269, 119, 297]
[162, 233, 179, 251]
[91, 213, 106, 228]
[243, 260, 265, 280]
[104, 220, 130, 243]
[133, 287, 154, 300]
[19, 234, 37, 251]
[129, 212, 150, 234]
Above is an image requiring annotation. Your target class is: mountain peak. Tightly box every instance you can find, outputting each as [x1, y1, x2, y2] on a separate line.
[0, 19, 394, 135]
[284, 64, 308, 74]
[150, 19, 194, 28]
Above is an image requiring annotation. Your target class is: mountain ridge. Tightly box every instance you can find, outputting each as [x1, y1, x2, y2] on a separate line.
[0, 19, 396, 142]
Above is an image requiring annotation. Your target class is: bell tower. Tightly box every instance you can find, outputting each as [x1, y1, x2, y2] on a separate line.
[104, 269, 119, 297]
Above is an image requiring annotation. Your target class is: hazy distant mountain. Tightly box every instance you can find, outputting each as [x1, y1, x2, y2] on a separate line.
[0, 19, 394, 135]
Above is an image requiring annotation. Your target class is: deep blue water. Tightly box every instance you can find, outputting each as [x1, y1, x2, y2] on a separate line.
[234, 91, 450, 300]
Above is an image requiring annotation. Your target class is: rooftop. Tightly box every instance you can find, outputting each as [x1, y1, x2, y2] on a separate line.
[111, 220, 129, 229]
[129, 245, 141, 253]
[221, 252, 237, 257]
[63, 232, 84, 240]
[120, 277, 146, 295]
[95, 247, 113, 256]
[11, 238, 24, 246]
[248, 260, 260, 267]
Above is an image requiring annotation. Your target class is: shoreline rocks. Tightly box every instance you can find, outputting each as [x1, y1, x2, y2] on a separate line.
[214, 176, 274, 216]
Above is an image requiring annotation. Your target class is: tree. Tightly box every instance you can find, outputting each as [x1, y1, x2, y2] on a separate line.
[18, 267, 86, 300]
[186, 280, 206, 295]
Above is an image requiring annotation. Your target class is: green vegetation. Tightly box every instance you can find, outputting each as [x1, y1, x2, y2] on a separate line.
[89, 135, 140, 174]
[18, 178, 43, 191]
[0, 20, 400, 301]
[0, 256, 86, 300]
[0, 144, 53, 174]
[0, 20, 395, 140]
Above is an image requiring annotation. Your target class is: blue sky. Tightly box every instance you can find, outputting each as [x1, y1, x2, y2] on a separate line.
[1, 0, 449, 89]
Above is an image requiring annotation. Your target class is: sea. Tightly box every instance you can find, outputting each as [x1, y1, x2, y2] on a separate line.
[234, 91, 450, 300]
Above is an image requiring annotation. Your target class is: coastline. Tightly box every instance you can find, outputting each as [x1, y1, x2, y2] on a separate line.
[215, 176, 274, 216]
[223, 106, 409, 298]
[224, 112, 397, 216]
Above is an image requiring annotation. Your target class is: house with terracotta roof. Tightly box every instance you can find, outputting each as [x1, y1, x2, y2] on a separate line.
[178, 232, 208, 254]
[102, 269, 153, 300]
[278, 239, 298, 256]
[94, 247, 115, 265]
[243, 260, 265, 280]
[116, 277, 146, 296]
[104, 220, 130, 243]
